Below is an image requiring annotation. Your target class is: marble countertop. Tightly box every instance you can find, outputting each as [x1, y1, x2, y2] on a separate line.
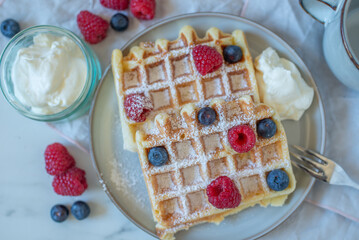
[1, 0, 359, 239]
[0, 96, 153, 240]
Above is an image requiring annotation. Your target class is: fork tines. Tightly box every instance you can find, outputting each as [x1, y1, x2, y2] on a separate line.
[290, 145, 330, 182]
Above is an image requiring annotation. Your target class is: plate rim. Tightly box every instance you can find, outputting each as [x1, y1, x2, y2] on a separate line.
[89, 12, 326, 240]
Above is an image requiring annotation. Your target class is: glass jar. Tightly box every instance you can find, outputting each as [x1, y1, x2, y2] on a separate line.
[0, 25, 101, 121]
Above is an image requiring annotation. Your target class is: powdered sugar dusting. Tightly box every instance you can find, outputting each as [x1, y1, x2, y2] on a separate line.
[239, 175, 263, 198]
[150, 88, 172, 110]
[108, 113, 151, 211]
[169, 112, 188, 130]
[109, 155, 148, 209]
[181, 165, 203, 186]
[173, 55, 191, 78]
[154, 172, 177, 194]
[262, 142, 281, 165]
[160, 197, 183, 218]
[208, 158, 229, 179]
[148, 63, 166, 84]
[136, 97, 293, 230]
[119, 30, 259, 146]
[229, 71, 250, 92]
[187, 190, 209, 213]
[124, 93, 153, 122]
[114, 27, 294, 237]
[203, 77, 224, 99]
[202, 133, 223, 154]
[123, 69, 140, 89]
[175, 140, 196, 160]
[178, 84, 197, 104]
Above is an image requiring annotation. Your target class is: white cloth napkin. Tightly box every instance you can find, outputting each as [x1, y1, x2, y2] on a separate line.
[2, 0, 359, 233]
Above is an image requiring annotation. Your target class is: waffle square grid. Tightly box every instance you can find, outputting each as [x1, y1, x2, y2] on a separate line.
[112, 25, 259, 151]
[136, 96, 296, 239]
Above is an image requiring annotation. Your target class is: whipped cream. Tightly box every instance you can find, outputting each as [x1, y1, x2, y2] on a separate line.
[254, 47, 314, 121]
[12, 33, 87, 115]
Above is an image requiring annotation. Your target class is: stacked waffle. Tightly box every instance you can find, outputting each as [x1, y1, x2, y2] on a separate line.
[112, 26, 259, 152]
[111, 26, 296, 240]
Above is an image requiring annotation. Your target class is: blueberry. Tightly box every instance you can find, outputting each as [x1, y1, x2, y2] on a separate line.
[223, 45, 243, 63]
[50, 204, 69, 223]
[266, 169, 289, 191]
[110, 13, 129, 32]
[257, 118, 277, 138]
[148, 146, 168, 166]
[197, 107, 217, 126]
[71, 201, 90, 220]
[1, 19, 20, 38]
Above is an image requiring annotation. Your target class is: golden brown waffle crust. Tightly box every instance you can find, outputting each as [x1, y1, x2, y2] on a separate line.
[135, 96, 296, 240]
[111, 25, 260, 152]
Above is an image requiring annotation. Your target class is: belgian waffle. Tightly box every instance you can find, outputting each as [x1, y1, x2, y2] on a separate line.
[135, 96, 296, 240]
[111, 25, 259, 151]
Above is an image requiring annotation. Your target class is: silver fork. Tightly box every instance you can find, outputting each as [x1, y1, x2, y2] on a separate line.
[290, 145, 359, 190]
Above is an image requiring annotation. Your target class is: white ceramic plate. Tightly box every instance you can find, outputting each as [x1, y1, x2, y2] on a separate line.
[90, 13, 325, 240]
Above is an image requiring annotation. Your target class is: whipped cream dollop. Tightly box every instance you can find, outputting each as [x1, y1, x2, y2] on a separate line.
[12, 33, 87, 115]
[254, 47, 314, 121]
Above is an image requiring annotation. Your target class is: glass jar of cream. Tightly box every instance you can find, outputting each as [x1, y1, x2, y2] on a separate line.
[0, 25, 101, 121]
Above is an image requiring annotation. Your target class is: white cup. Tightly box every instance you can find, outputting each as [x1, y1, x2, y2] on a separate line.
[300, 0, 359, 90]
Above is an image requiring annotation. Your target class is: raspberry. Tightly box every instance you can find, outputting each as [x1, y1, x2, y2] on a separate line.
[100, 0, 129, 10]
[52, 167, 88, 196]
[77, 10, 109, 44]
[192, 45, 223, 76]
[124, 93, 153, 122]
[228, 125, 256, 153]
[206, 176, 241, 209]
[130, 0, 156, 20]
[44, 143, 75, 176]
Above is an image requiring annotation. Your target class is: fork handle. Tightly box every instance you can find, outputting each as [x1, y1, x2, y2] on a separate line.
[331, 177, 359, 190]
[345, 180, 359, 191]
[330, 165, 359, 190]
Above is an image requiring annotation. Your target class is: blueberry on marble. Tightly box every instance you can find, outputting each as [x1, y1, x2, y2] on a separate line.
[266, 169, 289, 191]
[50, 204, 69, 222]
[257, 118, 277, 138]
[1, 19, 20, 38]
[71, 201, 90, 220]
[223, 45, 243, 63]
[148, 147, 169, 166]
[110, 13, 129, 32]
[197, 107, 217, 126]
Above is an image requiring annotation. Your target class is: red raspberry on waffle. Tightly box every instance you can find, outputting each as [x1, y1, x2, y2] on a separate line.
[124, 93, 153, 122]
[228, 125, 256, 153]
[206, 176, 241, 209]
[192, 45, 223, 75]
